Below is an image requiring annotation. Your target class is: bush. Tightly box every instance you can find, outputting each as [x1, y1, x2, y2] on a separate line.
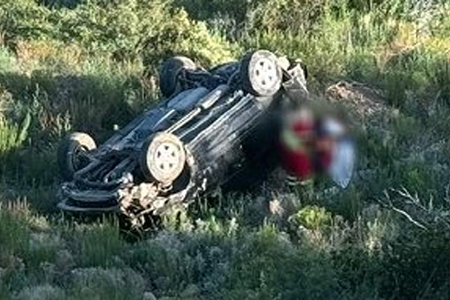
[0, 0, 449, 298]
[0, 0, 235, 66]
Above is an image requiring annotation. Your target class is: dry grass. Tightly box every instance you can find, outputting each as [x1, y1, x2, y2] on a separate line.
[0, 0, 449, 299]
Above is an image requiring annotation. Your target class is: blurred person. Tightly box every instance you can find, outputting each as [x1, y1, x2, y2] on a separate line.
[279, 106, 354, 188]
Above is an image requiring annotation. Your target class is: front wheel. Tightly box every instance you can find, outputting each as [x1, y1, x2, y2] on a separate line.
[140, 132, 187, 186]
[58, 132, 96, 180]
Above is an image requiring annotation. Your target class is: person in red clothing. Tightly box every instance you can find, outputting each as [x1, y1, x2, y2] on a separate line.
[279, 107, 315, 183]
[279, 106, 354, 187]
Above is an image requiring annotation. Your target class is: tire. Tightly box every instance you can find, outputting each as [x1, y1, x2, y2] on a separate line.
[140, 133, 186, 186]
[58, 132, 96, 181]
[159, 56, 197, 98]
[241, 50, 282, 97]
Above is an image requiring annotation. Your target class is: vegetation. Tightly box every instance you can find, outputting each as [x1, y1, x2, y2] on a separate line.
[0, 0, 449, 299]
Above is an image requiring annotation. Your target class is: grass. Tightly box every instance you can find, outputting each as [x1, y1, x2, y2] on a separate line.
[0, 0, 449, 299]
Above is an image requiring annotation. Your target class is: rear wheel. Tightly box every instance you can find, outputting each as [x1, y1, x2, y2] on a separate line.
[241, 50, 282, 97]
[58, 132, 96, 180]
[159, 56, 197, 98]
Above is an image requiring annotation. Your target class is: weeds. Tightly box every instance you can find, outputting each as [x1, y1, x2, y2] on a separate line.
[0, 0, 449, 299]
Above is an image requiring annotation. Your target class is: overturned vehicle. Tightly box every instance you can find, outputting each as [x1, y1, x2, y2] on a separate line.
[57, 50, 348, 228]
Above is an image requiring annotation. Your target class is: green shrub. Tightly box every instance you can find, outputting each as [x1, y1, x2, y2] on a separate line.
[224, 225, 340, 299]
[68, 267, 145, 300]
[0, 0, 449, 298]
[0, 0, 235, 66]
[289, 205, 333, 231]
[74, 221, 125, 268]
[0, 206, 30, 261]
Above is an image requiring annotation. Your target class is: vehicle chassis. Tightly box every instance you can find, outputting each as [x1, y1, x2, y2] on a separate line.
[57, 50, 308, 228]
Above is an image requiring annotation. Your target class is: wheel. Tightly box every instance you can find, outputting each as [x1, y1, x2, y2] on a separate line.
[241, 50, 282, 97]
[58, 132, 96, 181]
[140, 133, 186, 186]
[159, 56, 197, 98]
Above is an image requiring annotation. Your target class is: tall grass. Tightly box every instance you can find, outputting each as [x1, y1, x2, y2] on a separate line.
[0, 0, 449, 299]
